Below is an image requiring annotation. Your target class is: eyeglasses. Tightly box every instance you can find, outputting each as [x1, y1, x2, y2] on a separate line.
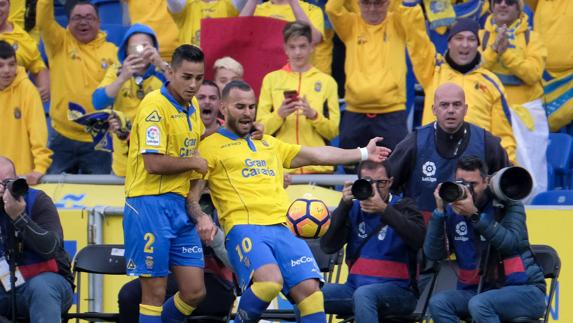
[492, 0, 518, 6]
[135, 76, 145, 100]
[362, 178, 391, 187]
[70, 15, 98, 23]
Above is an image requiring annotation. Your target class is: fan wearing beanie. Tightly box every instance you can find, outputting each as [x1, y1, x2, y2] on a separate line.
[398, 0, 517, 164]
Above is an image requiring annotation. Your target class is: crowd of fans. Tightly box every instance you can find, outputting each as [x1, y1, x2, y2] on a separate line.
[1, 0, 571, 197]
[0, 0, 570, 321]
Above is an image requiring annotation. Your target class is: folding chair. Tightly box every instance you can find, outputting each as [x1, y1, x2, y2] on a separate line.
[508, 245, 561, 323]
[63, 244, 126, 323]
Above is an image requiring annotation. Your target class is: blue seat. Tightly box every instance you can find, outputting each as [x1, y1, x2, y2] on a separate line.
[546, 133, 573, 190]
[531, 190, 573, 205]
[100, 23, 130, 47]
[93, 0, 125, 25]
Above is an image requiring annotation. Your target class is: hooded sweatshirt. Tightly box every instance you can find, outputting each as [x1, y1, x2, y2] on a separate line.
[92, 24, 166, 176]
[37, 0, 118, 142]
[0, 22, 46, 74]
[0, 67, 52, 175]
[480, 13, 546, 105]
[257, 64, 339, 174]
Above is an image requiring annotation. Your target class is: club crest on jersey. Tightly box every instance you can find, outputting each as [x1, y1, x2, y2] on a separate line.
[314, 81, 322, 92]
[13, 107, 21, 119]
[146, 126, 160, 146]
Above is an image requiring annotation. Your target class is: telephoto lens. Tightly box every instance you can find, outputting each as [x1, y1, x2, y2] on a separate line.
[351, 179, 373, 201]
[5, 178, 29, 200]
[439, 181, 467, 203]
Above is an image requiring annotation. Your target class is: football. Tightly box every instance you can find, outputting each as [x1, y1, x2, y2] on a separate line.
[287, 198, 331, 239]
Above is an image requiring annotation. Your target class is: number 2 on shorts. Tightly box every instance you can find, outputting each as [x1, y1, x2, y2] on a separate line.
[144, 233, 155, 253]
[235, 237, 252, 262]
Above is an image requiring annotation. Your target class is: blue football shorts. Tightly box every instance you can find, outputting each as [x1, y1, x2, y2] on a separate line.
[226, 224, 323, 295]
[123, 193, 204, 277]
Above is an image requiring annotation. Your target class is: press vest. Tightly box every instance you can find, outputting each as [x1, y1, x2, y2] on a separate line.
[446, 204, 528, 290]
[346, 195, 413, 289]
[407, 123, 485, 218]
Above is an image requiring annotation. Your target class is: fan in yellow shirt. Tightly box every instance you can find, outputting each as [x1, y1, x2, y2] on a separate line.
[257, 22, 339, 174]
[92, 24, 168, 177]
[0, 0, 49, 102]
[0, 41, 51, 184]
[37, 0, 118, 174]
[167, 0, 243, 46]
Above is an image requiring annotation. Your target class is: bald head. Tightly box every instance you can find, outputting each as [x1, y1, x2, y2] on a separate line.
[432, 83, 467, 133]
[0, 157, 16, 182]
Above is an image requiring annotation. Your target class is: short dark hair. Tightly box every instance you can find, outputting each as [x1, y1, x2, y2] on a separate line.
[0, 41, 16, 60]
[201, 80, 221, 98]
[358, 160, 392, 179]
[222, 80, 252, 101]
[171, 44, 204, 70]
[456, 155, 488, 178]
[67, 0, 99, 19]
[283, 21, 312, 44]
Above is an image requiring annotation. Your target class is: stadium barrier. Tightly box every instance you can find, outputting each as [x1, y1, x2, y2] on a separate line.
[38, 175, 568, 321]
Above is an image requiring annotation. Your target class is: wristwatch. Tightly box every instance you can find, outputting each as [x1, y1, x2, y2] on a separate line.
[469, 212, 481, 224]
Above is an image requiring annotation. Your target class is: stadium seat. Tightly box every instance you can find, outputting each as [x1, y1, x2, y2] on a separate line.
[531, 190, 573, 205]
[546, 133, 573, 189]
[63, 244, 125, 323]
[100, 23, 130, 47]
[93, 0, 126, 25]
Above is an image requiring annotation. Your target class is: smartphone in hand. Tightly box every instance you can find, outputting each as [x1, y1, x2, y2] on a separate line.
[283, 90, 299, 103]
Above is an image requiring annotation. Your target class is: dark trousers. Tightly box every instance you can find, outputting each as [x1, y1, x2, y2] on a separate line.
[118, 273, 235, 323]
[339, 110, 408, 151]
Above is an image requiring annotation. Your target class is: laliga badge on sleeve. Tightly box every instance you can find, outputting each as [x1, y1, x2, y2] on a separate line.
[146, 126, 161, 146]
[0, 257, 25, 291]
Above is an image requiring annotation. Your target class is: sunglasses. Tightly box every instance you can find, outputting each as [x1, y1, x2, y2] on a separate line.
[493, 0, 518, 6]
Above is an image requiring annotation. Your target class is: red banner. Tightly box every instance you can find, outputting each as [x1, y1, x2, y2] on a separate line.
[201, 16, 288, 96]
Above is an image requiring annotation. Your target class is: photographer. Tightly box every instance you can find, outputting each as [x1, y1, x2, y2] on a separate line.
[425, 155, 545, 322]
[320, 161, 425, 323]
[0, 156, 73, 322]
[387, 83, 510, 222]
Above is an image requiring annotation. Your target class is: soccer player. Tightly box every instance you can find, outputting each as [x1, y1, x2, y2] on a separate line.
[123, 44, 216, 323]
[191, 80, 391, 323]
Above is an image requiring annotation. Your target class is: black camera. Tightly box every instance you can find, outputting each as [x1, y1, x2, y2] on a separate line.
[439, 180, 473, 203]
[351, 179, 374, 201]
[1, 178, 29, 200]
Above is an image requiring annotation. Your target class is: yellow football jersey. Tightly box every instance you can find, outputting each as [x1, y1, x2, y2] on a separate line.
[198, 131, 301, 234]
[171, 0, 239, 46]
[0, 23, 45, 74]
[125, 87, 204, 198]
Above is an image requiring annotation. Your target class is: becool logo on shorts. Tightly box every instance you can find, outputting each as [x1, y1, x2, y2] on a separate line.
[422, 161, 437, 182]
[182, 246, 203, 253]
[291, 256, 313, 267]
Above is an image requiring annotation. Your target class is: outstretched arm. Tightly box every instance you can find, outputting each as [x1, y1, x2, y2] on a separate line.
[289, 137, 391, 168]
